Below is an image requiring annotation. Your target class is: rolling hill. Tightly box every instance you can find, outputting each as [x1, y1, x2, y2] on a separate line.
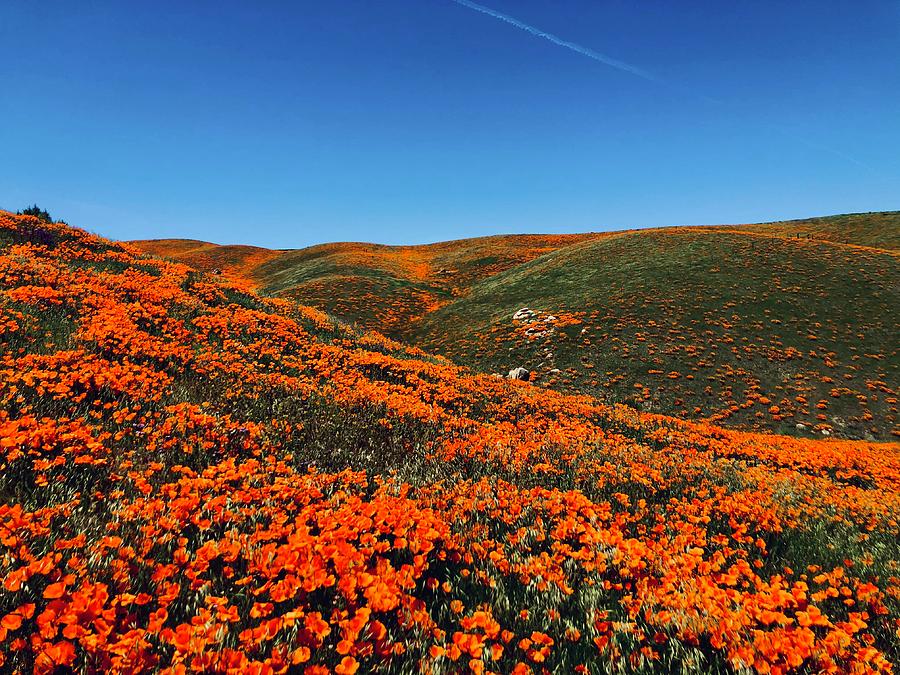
[134, 211, 899, 440]
[3, 209, 899, 672]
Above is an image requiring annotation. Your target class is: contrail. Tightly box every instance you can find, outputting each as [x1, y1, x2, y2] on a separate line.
[449, 0, 656, 82]
[448, 0, 880, 175]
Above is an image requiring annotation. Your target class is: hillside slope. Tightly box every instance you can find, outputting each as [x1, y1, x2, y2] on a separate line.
[133, 212, 899, 440]
[414, 228, 898, 440]
[2, 211, 899, 672]
[730, 211, 900, 251]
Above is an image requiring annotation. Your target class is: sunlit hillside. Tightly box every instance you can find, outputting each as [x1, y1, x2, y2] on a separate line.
[134, 212, 899, 440]
[4, 210, 899, 673]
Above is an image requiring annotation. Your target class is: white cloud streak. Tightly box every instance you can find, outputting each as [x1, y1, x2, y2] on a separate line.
[449, 0, 656, 82]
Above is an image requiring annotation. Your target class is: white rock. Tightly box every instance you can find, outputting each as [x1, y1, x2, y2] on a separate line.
[507, 367, 531, 381]
[513, 307, 535, 321]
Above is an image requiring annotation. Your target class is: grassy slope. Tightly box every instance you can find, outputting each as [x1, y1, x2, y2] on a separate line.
[731, 211, 900, 250]
[412, 228, 899, 440]
[3, 211, 900, 672]
[132, 212, 899, 440]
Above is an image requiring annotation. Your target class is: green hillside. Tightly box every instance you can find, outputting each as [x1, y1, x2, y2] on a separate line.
[732, 211, 900, 250]
[410, 228, 898, 440]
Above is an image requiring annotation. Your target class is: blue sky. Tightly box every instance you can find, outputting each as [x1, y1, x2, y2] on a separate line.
[1, 1, 898, 247]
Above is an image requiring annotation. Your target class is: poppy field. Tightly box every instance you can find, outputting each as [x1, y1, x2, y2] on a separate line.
[2, 210, 899, 673]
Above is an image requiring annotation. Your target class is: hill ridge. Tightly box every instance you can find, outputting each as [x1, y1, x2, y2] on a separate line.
[134, 209, 900, 255]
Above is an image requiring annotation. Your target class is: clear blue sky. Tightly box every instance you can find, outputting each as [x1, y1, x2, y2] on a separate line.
[2, 1, 898, 247]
